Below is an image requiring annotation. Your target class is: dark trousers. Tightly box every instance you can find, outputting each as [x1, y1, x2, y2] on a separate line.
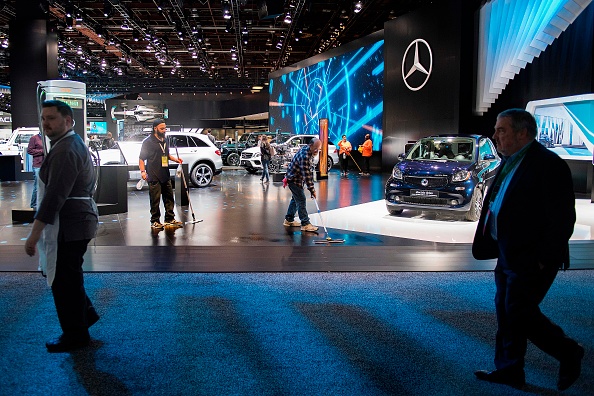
[149, 180, 175, 223]
[286, 182, 310, 225]
[494, 264, 579, 370]
[340, 154, 349, 173]
[52, 240, 93, 337]
[363, 156, 370, 173]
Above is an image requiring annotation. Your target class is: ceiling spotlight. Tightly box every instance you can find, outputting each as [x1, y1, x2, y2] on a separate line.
[283, 13, 292, 24]
[222, 4, 231, 20]
[121, 20, 130, 30]
[65, 4, 74, 18]
[354, 1, 363, 13]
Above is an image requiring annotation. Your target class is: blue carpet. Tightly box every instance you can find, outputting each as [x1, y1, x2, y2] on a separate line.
[0, 271, 592, 395]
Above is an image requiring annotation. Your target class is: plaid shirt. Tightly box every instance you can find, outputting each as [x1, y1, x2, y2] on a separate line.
[286, 145, 316, 191]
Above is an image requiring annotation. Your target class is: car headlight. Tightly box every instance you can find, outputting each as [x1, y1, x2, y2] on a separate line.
[254, 152, 260, 157]
[452, 170, 471, 182]
[392, 167, 403, 180]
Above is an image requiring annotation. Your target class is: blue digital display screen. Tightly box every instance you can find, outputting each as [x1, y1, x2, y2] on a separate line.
[269, 40, 384, 150]
[88, 121, 108, 135]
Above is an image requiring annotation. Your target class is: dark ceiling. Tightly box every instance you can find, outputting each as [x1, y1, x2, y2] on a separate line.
[0, 0, 443, 100]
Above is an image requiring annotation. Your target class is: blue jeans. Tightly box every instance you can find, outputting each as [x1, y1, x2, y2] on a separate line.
[261, 159, 270, 181]
[286, 182, 310, 225]
[31, 167, 40, 209]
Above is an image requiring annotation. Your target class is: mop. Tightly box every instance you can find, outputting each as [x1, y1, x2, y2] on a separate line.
[313, 197, 345, 244]
[174, 144, 203, 225]
[348, 152, 363, 173]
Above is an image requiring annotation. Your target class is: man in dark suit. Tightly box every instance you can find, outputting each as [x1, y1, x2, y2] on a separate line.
[472, 109, 584, 391]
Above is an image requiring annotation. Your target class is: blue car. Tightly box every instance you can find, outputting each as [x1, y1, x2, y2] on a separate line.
[385, 134, 501, 221]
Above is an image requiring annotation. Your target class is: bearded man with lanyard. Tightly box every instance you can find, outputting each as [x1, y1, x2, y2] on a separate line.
[139, 119, 183, 230]
[472, 109, 583, 391]
[25, 100, 99, 353]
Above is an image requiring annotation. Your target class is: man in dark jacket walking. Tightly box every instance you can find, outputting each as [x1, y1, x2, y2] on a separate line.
[472, 109, 583, 391]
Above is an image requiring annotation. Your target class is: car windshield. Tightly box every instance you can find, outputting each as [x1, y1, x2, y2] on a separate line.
[273, 135, 293, 144]
[406, 137, 475, 162]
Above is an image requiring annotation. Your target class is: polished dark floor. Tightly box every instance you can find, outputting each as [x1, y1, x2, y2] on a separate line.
[1, 168, 593, 272]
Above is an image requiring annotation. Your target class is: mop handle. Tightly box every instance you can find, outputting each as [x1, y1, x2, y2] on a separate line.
[313, 197, 329, 234]
[174, 141, 197, 221]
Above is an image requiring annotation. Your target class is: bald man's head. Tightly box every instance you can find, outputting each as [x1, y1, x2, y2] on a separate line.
[309, 138, 322, 152]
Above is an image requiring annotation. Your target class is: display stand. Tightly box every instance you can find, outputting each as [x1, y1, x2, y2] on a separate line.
[12, 208, 35, 223]
[0, 154, 33, 181]
[272, 172, 285, 182]
[174, 163, 189, 206]
[94, 165, 128, 215]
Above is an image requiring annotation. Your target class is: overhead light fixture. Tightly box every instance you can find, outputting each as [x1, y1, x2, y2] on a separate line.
[283, 12, 292, 24]
[354, 1, 363, 13]
[222, 3, 231, 19]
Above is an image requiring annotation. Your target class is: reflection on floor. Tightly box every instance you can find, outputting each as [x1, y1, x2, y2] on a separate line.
[1, 169, 593, 271]
[318, 199, 594, 244]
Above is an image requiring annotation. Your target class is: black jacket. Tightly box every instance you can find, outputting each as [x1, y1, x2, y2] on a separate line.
[472, 140, 575, 270]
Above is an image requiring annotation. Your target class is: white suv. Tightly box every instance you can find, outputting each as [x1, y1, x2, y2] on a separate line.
[93, 132, 223, 187]
[0, 127, 39, 154]
[240, 134, 338, 174]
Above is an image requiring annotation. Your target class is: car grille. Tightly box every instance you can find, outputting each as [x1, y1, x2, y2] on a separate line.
[241, 152, 253, 159]
[403, 176, 448, 188]
[400, 196, 450, 206]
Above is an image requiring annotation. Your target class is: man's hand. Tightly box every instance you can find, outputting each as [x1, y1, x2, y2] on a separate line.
[24, 236, 37, 257]
[177, 157, 183, 164]
[310, 190, 317, 199]
[141, 170, 148, 180]
[25, 220, 46, 257]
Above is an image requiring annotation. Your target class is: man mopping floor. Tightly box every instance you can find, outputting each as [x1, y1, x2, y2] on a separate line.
[282, 138, 321, 233]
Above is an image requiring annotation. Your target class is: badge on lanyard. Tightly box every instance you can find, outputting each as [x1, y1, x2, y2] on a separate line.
[161, 155, 169, 167]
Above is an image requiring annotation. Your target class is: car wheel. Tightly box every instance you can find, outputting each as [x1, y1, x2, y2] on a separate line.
[387, 206, 403, 216]
[227, 153, 240, 166]
[465, 187, 483, 221]
[327, 157, 333, 170]
[190, 163, 214, 187]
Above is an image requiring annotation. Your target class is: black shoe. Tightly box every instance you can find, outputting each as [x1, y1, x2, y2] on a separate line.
[558, 344, 584, 391]
[87, 307, 100, 328]
[475, 368, 525, 389]
[46, 333, 90, 353]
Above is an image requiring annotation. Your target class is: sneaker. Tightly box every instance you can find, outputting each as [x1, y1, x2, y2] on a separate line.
[283, 219, 301, 227]
[165, 219, 184, 227]
[151, 222, 164, 229]
[301, 223, 318, 232]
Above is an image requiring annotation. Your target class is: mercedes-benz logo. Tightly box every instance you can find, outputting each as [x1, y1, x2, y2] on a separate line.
[402, 39, 433, 91]
[421, 179, 429, 187]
